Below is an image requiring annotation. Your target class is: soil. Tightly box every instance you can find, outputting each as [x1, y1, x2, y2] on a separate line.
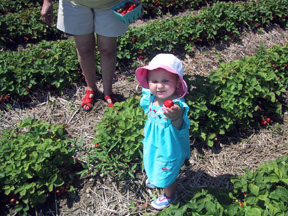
[0, 16, 288, 216]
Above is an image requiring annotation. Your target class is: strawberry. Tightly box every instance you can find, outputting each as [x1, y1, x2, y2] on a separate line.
[116, 2, 137, 15]
[121, 10, 127, 15]
[164, 100, 174, 108]
[10, 198, 15, 203]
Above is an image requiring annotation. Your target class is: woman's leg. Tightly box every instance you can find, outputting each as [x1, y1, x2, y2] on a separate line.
[97, 34, 117, 104]
[74, 33, 97, 110]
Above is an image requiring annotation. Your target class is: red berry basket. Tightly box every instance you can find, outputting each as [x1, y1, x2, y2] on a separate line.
[111, 0, 142, 24]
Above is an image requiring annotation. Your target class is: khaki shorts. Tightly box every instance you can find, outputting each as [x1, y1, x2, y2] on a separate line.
[57, 0, 129, 37]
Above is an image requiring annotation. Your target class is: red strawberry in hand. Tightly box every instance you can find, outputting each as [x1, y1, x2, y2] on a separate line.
[164, 100, 174, 108]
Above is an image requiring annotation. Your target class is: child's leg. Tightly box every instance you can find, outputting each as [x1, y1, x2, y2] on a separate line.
[164, 181, 177, 198]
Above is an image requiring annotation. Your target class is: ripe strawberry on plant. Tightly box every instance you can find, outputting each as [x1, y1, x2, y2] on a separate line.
[239, 201, 243, 207]
[164, 100, 174, 108]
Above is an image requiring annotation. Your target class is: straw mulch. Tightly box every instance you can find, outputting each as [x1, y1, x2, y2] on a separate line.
[0, 26, 288, 215]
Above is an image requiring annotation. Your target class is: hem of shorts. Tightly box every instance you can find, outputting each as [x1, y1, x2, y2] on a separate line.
[57, 28, 127, 37]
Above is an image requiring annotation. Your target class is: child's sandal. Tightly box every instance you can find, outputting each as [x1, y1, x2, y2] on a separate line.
[81, 90, 96, 112]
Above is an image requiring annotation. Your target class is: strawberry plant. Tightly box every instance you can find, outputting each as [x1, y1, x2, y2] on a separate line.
[0, 4, 61, 47]
[230, 155, 288, 215]
[117, 0, 288, 66]
[77, 96, 146, 179]
[0, 40, 80, 100]
[143, 155, 288, 215]
[0, 118, 76, 215]
[0, 0, 42, 14]
[186, 43, 287, 147]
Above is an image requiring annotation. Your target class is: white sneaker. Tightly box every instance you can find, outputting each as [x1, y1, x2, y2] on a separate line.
[145, 179, 157, 189]
[151, 193, 177, 210]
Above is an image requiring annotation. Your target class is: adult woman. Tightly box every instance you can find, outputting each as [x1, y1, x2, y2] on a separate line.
[41, 0, 140, 110]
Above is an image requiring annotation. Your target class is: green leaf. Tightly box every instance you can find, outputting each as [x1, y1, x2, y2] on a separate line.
[280, 177, 288, 184]
[263, 174, 280, 183]
[248, 184, 259, 196]
[245, 207, 262, 216]
[274, 186, 288, 202]
[0, 171, 5, 178]
[205, 201, 216, 213]
[14, 203, 24, 213]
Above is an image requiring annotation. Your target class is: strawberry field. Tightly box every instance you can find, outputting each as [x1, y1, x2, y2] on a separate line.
[1, 0, 288, 215]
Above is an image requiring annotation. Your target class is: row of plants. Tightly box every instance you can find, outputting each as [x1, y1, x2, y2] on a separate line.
[0, 118, 79, 215]
[0, 40, 80, 103]
[186, 43, 288, 146]
[1, 0, 287, 49]
[144, 155, 288, 215]
[1, 114, 286, 215]
[0, 0, 41, 14]
[77, 96, 146, 179]
[1, 0, 288, 103]
[0, 0, 200, 15]
[1, 101, 287, 215]
[0, 0, 239, 15]
[119, 0, 288, 62]
[1, 0, 247, 47]
[0, 3, 61, 47]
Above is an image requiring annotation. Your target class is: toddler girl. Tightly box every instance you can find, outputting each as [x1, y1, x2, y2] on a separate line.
[135, 53, 190, 210]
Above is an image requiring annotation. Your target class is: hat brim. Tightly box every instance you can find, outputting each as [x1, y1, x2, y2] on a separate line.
[135, 64, 188, 97]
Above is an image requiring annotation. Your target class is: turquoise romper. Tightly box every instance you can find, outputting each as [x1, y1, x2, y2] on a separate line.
[140, 89, 191, 188]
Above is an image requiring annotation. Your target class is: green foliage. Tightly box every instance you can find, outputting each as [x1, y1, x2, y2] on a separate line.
[0, 0, 42, 14]
[186, 44, 288, 147]
[144, 155, 288, 216]
[0, 118, 76, 215]
[77, 97, 146, 179]
[1, 0, 288, 102]
[0, 40, 79, 99]
[231, 155, 288, 215]
[117, 0, 288, 65]
[0, 0, 247, 47]
[0, 4, 61, 46]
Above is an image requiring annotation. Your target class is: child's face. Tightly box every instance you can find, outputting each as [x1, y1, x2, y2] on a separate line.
[148, 68, 179, 102]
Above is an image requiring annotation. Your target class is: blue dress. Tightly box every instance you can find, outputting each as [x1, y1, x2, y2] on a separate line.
[140, 89, 190, 188]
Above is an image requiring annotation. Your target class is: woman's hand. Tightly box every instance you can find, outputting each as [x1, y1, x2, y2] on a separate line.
[41, 0, 54, 26]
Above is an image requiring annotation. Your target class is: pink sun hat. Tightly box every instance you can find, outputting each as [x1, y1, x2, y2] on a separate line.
[135, 53, 188, 97]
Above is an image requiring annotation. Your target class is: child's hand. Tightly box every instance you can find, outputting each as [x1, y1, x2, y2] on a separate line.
[163, 103, 184, 129]
[163, 104, 183, 121]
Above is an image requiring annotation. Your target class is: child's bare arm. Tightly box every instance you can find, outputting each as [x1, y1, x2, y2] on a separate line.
[163, 105, 184, 130]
